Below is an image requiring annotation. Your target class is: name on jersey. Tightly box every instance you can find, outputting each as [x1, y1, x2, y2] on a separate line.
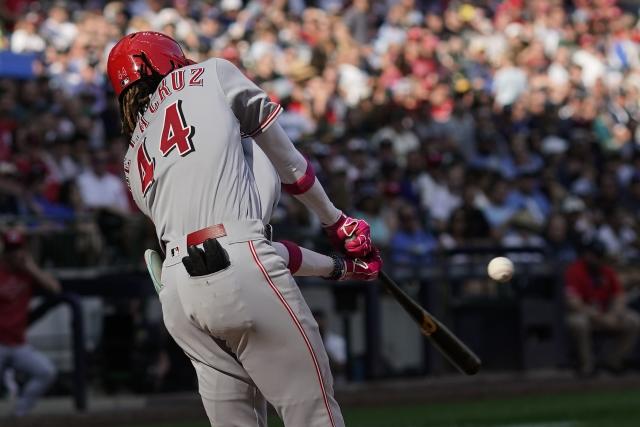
[139, 67, 205, 134]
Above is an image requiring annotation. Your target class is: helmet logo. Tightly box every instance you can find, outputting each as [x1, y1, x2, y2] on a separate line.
[117, 67, 130, 88]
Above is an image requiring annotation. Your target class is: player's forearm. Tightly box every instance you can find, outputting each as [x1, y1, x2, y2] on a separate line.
[254, 123, 341, 225]
[292, 180, 343, 225]
[273, 241, 334, 277]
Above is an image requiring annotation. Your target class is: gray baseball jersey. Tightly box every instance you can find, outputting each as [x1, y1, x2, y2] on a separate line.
[123, 58, 283, 245]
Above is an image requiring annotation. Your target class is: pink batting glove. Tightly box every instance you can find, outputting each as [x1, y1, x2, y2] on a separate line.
[324, 213, 373, 258]
[339, 247, 383, 281]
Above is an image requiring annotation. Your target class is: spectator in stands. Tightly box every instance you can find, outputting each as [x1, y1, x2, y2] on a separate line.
[0, 162, 24, 216]
[544, 213, 577, 263]
[389, 203, 437, 265]
[479, 177, 519, 237]
[596, 208, 638, 262]
[439, 208, 480, 265]
[565, 238, 640, 376]
[623, 174, 640, 217]
[0, 229, 60, 416]
[510, 170, 551, 228]
[455, 185, 491, 243]
[77, 150, 128, 214]
[1, 0, 640, 271]
[416, 158, 463, 232]
[439, 189, 492, 254]
[77, 149, 129, 252]
[9, 13, 45, 53]
[42, 179, 104, 265]
[41, 140, 80, 184]
[502, 213, 546, 263]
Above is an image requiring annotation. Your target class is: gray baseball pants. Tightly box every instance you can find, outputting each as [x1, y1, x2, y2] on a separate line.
[160, 219, 345, 427]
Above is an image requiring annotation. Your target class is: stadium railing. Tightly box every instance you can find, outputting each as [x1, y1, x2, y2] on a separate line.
[29, 292, 87, 411]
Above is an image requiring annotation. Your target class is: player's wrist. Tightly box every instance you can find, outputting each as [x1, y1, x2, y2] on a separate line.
[323, 254, 345, 281]
[323, 212, 346, 230]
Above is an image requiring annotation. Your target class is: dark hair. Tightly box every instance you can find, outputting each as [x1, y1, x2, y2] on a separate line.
[120, 76, 161, 138]
[120, 80, 151, 138]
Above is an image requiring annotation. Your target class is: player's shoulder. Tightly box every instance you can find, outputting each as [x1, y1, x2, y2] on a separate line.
[186, 57, 221, 73]
[178, 58, 246, 93]
[197, 57, 218, 68]
[212, 57, 252, 77]
[196, 57, 236, 76]
[172, 57, 226, 86]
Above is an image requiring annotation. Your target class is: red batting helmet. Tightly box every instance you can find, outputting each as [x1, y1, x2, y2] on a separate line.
[107, 31, 193, 98]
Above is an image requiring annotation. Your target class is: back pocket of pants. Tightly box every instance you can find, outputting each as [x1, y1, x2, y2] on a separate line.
[178, 267, 252, 337]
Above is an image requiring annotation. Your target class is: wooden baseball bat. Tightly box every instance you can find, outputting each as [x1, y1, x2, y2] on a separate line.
[379, 271, 481, 375]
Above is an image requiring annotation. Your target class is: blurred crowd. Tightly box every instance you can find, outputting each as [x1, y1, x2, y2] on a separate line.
[1, 0, 640, 268]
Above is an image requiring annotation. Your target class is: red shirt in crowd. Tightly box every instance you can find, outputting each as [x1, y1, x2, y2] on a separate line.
[565, 259, 622, 311]
[0, 261, 34, 346]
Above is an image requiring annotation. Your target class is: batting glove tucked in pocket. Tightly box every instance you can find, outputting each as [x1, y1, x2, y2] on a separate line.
[182, 238, 230, 277]
[144, 249, 164, 293]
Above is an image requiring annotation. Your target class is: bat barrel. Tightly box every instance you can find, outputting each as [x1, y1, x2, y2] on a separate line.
[430, 318, 482, 375]
[379, 270, 482, 376]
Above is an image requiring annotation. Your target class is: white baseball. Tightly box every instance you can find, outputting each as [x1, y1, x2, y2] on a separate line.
[487, 257, 514, 282]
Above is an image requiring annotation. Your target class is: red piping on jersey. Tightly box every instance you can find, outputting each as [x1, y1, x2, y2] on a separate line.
[248, 241, 336, 427]
[279, 240, 303, 274]
[241, 104, 283, 138]
[282, 160, 316, 195]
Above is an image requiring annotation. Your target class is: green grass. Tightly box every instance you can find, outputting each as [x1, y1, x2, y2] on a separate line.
[131, 388, 640, 427]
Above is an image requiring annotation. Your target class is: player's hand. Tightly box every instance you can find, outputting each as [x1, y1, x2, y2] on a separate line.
[182, 238, 230, 277]
[328, 247, 382, 282]
[324, 213, 373, 258]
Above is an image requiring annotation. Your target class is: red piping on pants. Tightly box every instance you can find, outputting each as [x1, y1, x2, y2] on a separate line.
[248, 241, 336, 427]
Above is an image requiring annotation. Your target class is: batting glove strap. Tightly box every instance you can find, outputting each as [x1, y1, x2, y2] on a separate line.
[323, 213, 373, 258]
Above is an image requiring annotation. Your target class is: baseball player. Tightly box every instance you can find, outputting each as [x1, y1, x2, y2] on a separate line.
[107, 32, 381, 427]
